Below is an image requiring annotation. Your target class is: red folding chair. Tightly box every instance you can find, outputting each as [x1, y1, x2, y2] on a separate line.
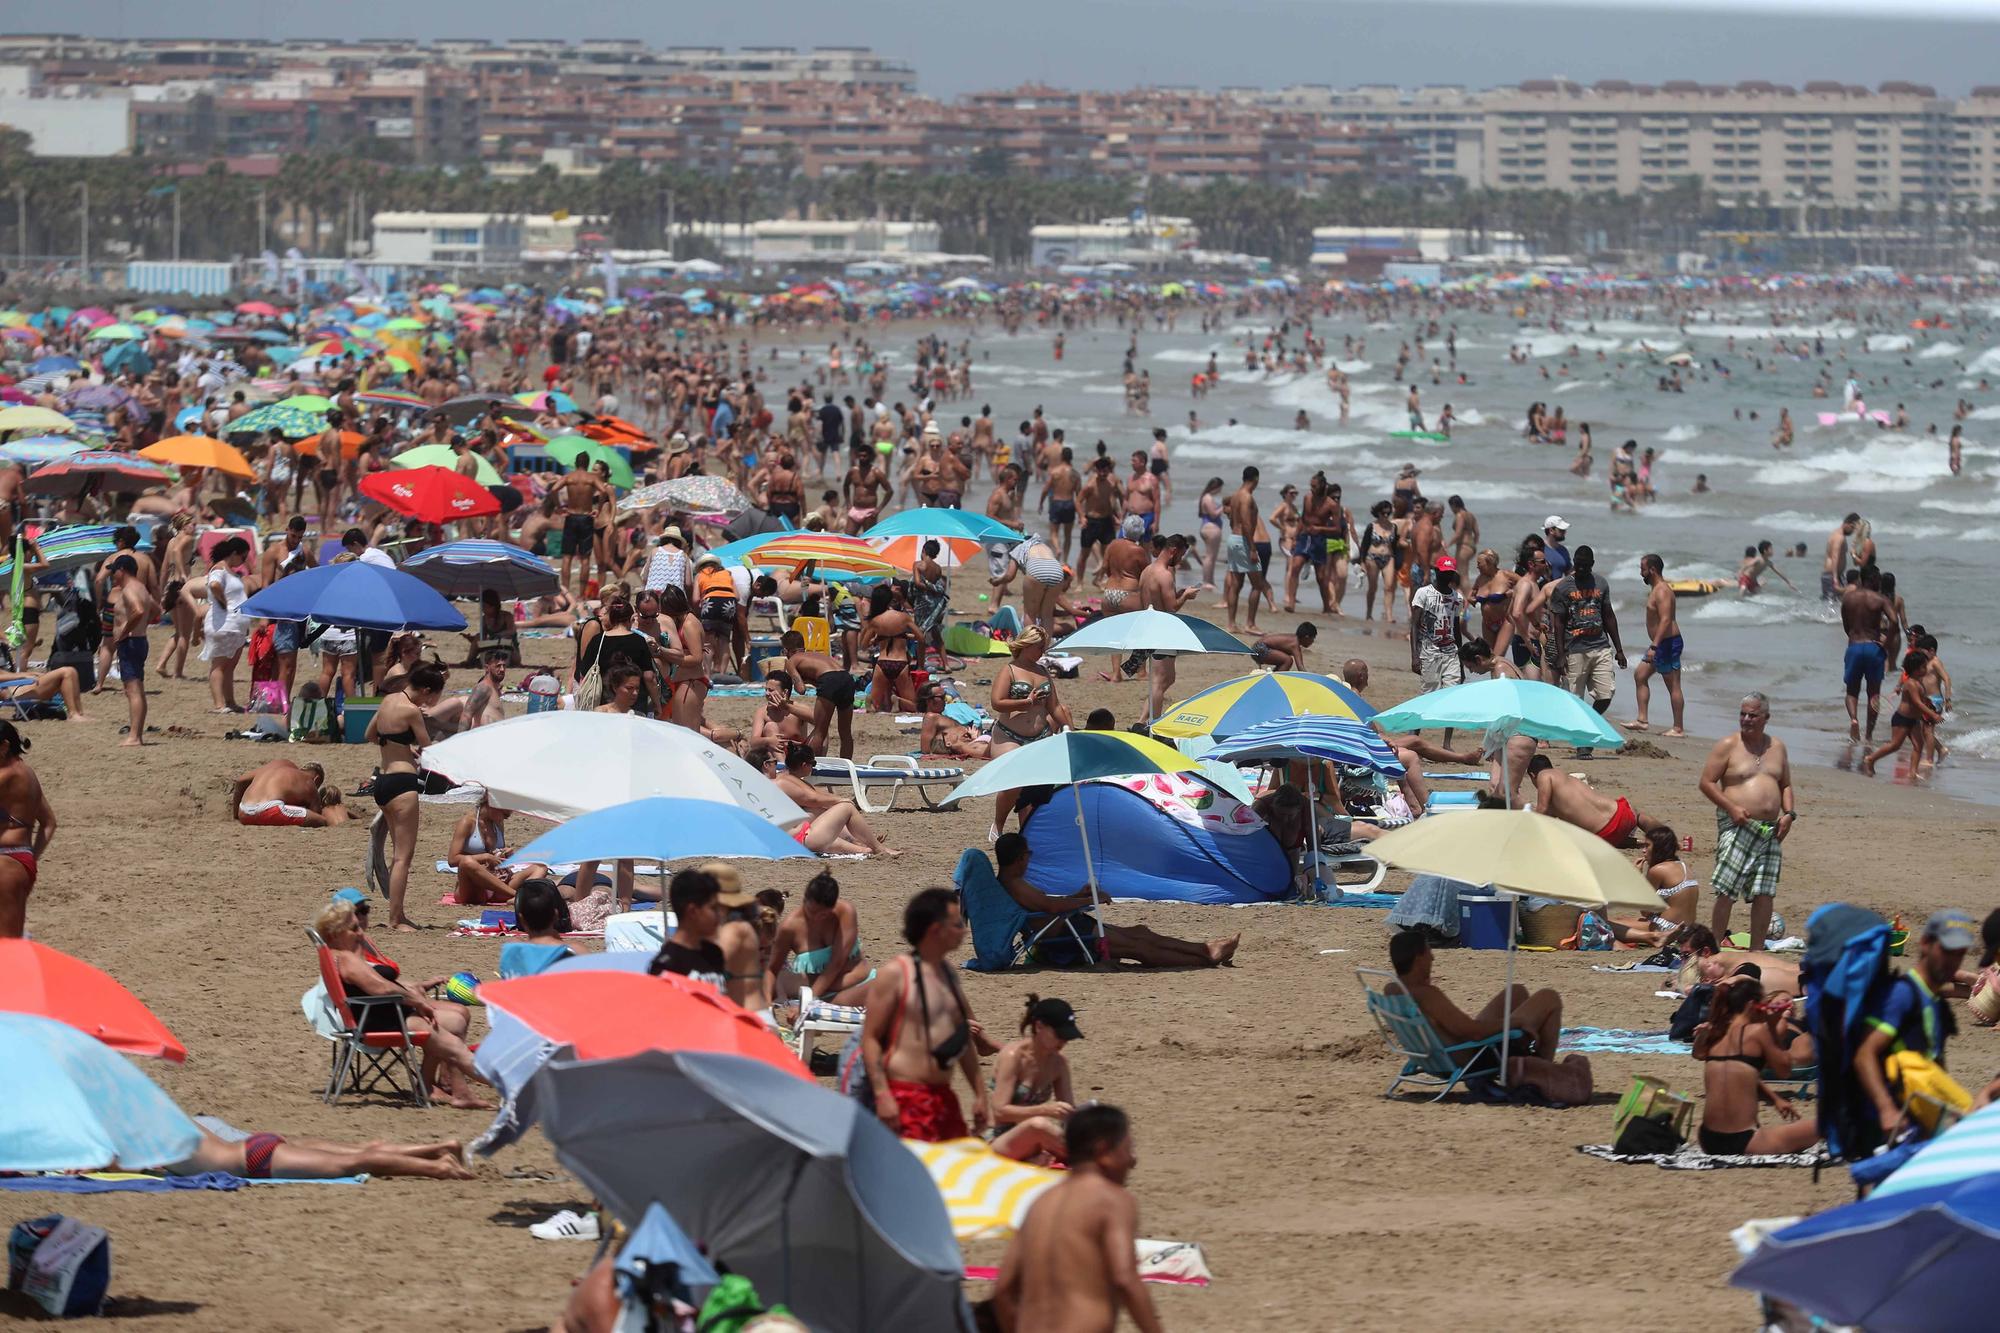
[309, 928, 430, 1108]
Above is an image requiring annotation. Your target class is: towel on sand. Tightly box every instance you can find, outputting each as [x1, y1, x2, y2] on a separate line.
[0, 1172, 369, 1192]
[1577, 1143, 1825, 1170]
[1561, 1026, 1689, 1055]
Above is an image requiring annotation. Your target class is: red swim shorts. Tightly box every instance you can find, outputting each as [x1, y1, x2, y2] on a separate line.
[1597, 796, 1640, 847]
[888, 1079, 967, 1143]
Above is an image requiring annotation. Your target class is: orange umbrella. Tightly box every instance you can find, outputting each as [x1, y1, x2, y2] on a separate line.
[294, 429, 368, 460]
[873, 534, 983, 567]
[477, 971, 810, 1078]
[360, 465, 501, 524]
[139, 434, 254, 479]
[0, 939, 187, 1062]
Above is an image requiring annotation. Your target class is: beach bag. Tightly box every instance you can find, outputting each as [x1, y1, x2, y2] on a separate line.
[1613, 1112, 1685, 1156]
[7, 1215, 110, 1318]
[291, 695, 332, 743]
[1667, 984, 1715, 1043]
[1887, 1050, 1972, 1135]
[250, 678, 289, 715]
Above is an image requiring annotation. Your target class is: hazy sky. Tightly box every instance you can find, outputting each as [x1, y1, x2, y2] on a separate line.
[21, 0, 1999, 97]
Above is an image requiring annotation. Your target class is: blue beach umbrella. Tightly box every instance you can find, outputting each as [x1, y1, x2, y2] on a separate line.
[1371, 677, 1622, 748]
[1200, 715, 1405, 775]
[401, 539, 559, 600]
[0, 436, 86, 467]
[0, 1013, 200, 1171]
[618, 1202, 723, 1301]
[862, 508, 1023, 545]
[241, 561, 467, 631]
[504, 797, 814, 869]
[1054, 609, 1254, 656]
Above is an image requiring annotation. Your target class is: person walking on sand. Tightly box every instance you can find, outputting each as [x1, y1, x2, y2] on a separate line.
[1699, 692, 1794, 949]
[1222, 465, 1269, 635]
[859, 887, 994, 1143]
[993, 1103, 1165, 1333]
[0, 721, 52, 938]
[106, 556, 157, 746]
[1630, 553, 1685, 737]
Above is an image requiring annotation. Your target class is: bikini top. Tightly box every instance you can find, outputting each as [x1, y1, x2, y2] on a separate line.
[1701, 1033, 1764, 1071]
[1008, 681, 1035, 700]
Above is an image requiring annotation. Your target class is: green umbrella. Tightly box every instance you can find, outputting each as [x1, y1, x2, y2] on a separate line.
[275, 393, 333, 412]
[384, 317, 426, 332]
[229, 402, 328, 439]
[544, 434, 634, 489]
[391, 443, 502, 486]
[87, 323, 142, 341]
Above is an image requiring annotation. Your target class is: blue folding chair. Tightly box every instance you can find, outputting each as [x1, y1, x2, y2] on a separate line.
[1357, 967, 1525, 1101]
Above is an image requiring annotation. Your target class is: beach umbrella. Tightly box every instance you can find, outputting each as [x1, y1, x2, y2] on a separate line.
[31, 355, 79, 375]
[616, 1203, 723, 1302]
[360, 465, 501, 524]
[0, 524, 120, 580]
[140, 434, 254, 478]
[471, 969, 805, 1156]
[85, 323, 142, 341]
[0, 405, 75, 435]
[240, 561, 467, 632]
[436, 393, 508, 424]
[871, 534, 984, 568]
[504, 797, 813, 870]
[535, 1050, 969, 1333]
[0, 436, 85, 466]
[619, 474, 751, 516]
[904, 1137, 1061, 1240]
[1871, 1098, 2000, 1198]
[863, 509, 1022, 545]
[390, 443, 503, 486]
[740, 534, 900, 577]
[1153, 670, 1375, 739]
[357, 389, 429, 412]
[1366, 809, 1655, 1081]
[273, 393, 333, 412]
[61, 383, 135, 414]
[543, 434, 634, 488]
[400, 538, 558, 599]
[423, 710, 805, 826]
[1054, 610, 1254, 656]
[101, 341, 152, 377]
[1370, 677, 1623, 807]
[25, 452, 175, 496]
[514, 389, 578, 414]
[293, 429, 367, 460]
[1731, 1175, 2000, 1331]
[236, 300, 282, 317]
[1199, 715, 1404, 775]
[0, 941, 186, 1062]
[228, 401, 327, 439]
[0, 1013, 200, 1172]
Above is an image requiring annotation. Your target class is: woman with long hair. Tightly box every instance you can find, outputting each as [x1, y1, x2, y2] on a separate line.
[1691, 975, 1818, 1157]
[366, 661, 447, 931]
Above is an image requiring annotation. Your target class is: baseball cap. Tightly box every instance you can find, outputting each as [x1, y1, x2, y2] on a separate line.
[1922, 909, 1977, 950]
[1544, 515, 1570, 532]
[1028, 997, 1084, 1041]
[331, 887, 368, 906]
[1433, 556, 1457, 573]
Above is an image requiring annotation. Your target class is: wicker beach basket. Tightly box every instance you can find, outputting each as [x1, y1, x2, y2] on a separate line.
[1519, 901, 1583, 948]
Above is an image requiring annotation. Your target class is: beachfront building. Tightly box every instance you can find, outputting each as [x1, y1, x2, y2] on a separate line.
[368, 212, 524, 267]
[0, 64, 131, 155]
[1029, 216, 1200, 268]
[1310, 226, 1532, 267]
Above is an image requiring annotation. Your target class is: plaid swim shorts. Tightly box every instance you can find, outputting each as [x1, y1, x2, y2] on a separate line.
[1711, 808, 1782, 902]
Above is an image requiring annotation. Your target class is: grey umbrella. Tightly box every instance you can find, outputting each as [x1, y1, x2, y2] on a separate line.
[536, 1050, 970, 1333]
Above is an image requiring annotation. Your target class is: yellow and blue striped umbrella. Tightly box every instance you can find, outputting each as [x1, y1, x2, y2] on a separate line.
[945, 729, 1209, 803]
[1152, 671, 1375, 740]
[904, 1137, 1061, 1240]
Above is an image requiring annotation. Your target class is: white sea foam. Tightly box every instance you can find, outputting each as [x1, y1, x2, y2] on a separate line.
[1968, 406, 2000, 421]
[1966, 346, 2000, 376]
[1513, 333, 1622, 358]
[1150, 348, 1223, 365]
[1682, 323, 1857, 341]
[1554, 378, 1611, 395]
[1756, 511, 1836, 531]
[1917, 342, 1964, 360]
[1866, 334, 1915, 354]
[1660, 424, 1701, 443]
[1758, 437, 1951, 494]
[1920, 495, 2000, 516]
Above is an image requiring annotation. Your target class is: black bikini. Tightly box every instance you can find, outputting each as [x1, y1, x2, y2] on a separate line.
[1696, 1033, 1765, 1156]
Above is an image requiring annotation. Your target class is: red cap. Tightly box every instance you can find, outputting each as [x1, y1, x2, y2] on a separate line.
[1433, 556, 1457, 573]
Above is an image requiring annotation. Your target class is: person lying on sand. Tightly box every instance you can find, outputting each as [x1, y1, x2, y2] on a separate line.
[170, 1123, 475, 1181]
[1689, 974, 1819, 1157]
[919, 683, 990, 758]
[1675, 925, 1802, 998]
[1596, 827, 1700, 947]
[1389, 929, 1592, 1103]
[1524, 754, 1658, 847]
[996, 833, 1238, 967]
[751, 741, 901, 856]
[229, 758, 351, 827]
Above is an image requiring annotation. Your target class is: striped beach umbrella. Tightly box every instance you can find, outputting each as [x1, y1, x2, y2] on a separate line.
[732, 534, 898, 577]
[0, 436, 86, 466]
[904, 1137, 1060, 1240]
[1054, 609, 1254, 657]
[0, 524, 121, 579]
[228, 401, 326, 439]
[1873, 1099, 2000, 1198]
[1198, 714, 1404, 775]
[357, 390, 428, 413]
[24, 452, 176, 496]
[402, 539, 559, 599]
[1152, 671, 1376, 739]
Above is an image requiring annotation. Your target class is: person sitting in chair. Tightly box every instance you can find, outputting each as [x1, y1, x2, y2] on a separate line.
[0, 663, 92, 722]
[995, 833, 1237, 967]
[1389, 928, 1592, 1103]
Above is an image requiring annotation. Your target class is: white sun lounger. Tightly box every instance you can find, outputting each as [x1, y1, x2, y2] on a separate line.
[806, 755, 966, 814]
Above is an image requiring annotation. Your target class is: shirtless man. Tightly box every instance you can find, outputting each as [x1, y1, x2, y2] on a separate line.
[1698, 691, 1794, 947]
[1822, 512, 1858, 603]
[555, 461, 609, 595]
[750, 669, 813, 746]
[994, 1104, 1165, 1333]
[1040, 447, 1081, 563]
[1139, 534, 1195, 720]
[1525, 755, 1656, 847]
[780, 629, 859, 759]
[229, 758, 350, 827]
[1840, 566, 1895, 741]
[106, 556, 158, 746]
[1123, 451, 1160, 536]
[1388, 930, 1592, 1102]
[1447, 495, 1479, 571]
[858, 888, 994, 1142]
[461, 652, 512, 730]
[92, 526, 160, 693]
[1222, 465, 1270, 635]
[1630, 553, 1685, 736]
[1075, 459, 1122, 584]
[844, 445, 888, 534]
[253, 516, 315, 694]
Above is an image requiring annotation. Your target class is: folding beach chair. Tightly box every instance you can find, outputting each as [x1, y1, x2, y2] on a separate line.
[954, 847, 1098, 972]
[308, 927, 430, 1108]
[1357, 967, 1525, 1102]
[808, 754, 966, 814]
[791, 985, 866, 1062]
[0, 678, 61, 721]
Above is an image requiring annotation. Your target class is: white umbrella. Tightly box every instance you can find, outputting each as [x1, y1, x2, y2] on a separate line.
[422, 711, 805, 827]
[1054, 609, 1253, 656]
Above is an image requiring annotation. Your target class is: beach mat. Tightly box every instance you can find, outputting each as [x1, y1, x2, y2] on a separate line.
[1577, 1144, 1825, 1171]
[0, 1171, 368, 1193]
[1561, 1026, 1688, 1055]
[1591, 961, 1677, 974]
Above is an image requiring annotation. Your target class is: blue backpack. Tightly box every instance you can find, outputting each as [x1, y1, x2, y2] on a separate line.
[1800, 903, 1894, 1161]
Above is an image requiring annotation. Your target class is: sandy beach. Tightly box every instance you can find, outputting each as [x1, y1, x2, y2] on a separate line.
[10, 576, 1995, 1332]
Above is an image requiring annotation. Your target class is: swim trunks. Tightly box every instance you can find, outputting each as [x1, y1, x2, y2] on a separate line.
[1712, 809, 1782, 902]
[1254, 541, 1272, 576]
[815, 669, 858, 709]
[242, 1132, 285, 1179]
[1292, 532, 1326, 565]
[1649, 634, 1683, 675]
[560, 512, 595, 555]
[115, 634, 149, 684]
[239, 800, 315, 827]
[1224, 534, 1255, 575]
[1079, 514, 1116, 552]
[1596, 796, 1640, 847]
[1842, 641, 1887, 695]
[889, 1078, 968, 1143]
[1047, 499, 1076, 526]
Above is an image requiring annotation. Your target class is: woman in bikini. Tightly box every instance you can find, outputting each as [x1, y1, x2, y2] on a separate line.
[657, 584, 707, 731]
[1470, 548, 1517, 646]
[766, 868, 877, 1007]
[0, 720, 52, 937]
[1862, 648, 1941, 777]
[987, 994, 1083, 1164]
[447, 800, 549, 906]
[366, 662, 447, 931]
[987, 627, 1070, 835]
[1358, 500, 1400, 625]
[1196, 476, 1226, 590]
[590, 460, 619, 590]
[1691, 975, 1818, 1157]
[1602, 826, 1699, 947]
[860, 583, 918, 713]
[919, 684, 990, 758]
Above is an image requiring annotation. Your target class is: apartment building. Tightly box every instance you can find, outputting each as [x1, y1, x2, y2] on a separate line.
[1246, 80, 2000, 207]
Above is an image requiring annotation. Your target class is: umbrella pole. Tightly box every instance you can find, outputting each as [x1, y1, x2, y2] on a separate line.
[1306, 762, 1321, 899]
[1500, 895, 1518, 1087]
[1073, 785, 1106, 941]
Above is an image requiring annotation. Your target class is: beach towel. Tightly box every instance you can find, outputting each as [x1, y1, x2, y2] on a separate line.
[1577, 1143, 1826, 1171]
[1560, 1026, 1689, 1055]
[800, 994, 867, 1026]
[0, 1172, 369, 1193]
[1591, 961, 1677, 974]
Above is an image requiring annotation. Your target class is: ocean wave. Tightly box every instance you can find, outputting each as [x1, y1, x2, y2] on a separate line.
[1758, 438, 1952, 493]
[1689, 595, 1834, 626]
[1917, 342, 1964, 360]
[1958, 524, 2000, 542]
[1682, 323, 1858, 340]
[1967, 346, 2000, 376]
[1920, 495, 2000, 516]
[1867, 334, 1915, 353]
[1660, 424, 1702, 443]
[1969, 405, 2000, 421]
[1512, 333, 1623, 358]
[1946, 725, 2000, 761]
[1554, 378, 1612, 394]
[1151, 348, 1226, 365]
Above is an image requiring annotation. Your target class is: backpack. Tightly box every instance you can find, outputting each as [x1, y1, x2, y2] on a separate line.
[1800, 903, 1895, 1161]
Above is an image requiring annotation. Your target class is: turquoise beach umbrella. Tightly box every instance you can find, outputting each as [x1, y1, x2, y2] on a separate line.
[0, 1013, 200, 1171]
